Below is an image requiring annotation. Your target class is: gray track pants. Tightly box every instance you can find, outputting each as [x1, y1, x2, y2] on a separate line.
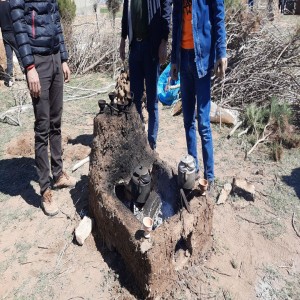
[31, 52, 64, 195]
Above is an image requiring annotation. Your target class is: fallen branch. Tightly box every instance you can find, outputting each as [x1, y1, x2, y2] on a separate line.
[292, 212, 300, 238]
[0, 114, 20, 126]
[236, 215, 272, 225]
[238, 262, 243, 278]
[238, 126, 250, 137]
[227, 121, 242, 139]
[247, 124, 272, 157]
[72, 156, 90, 172]
[81, 48, 115, 75]
[204, 266, 232, 277]
[64, 83, 115, 102]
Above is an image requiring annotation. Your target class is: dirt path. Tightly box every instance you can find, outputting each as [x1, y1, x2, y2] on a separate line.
[0, 13, 299, 300]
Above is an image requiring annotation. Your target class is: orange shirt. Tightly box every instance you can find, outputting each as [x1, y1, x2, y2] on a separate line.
[181, 0, 194, 49]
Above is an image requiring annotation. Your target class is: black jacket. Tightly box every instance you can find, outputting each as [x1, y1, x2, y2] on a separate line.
[0, 0, 14, 33]
[10, 0, 68, 68]
[121, 0, 172, 59]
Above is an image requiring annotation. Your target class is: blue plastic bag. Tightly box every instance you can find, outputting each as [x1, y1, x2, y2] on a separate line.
[157, 63, 180, 106]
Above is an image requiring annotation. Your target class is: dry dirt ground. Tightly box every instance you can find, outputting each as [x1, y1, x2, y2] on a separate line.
[0, 14, 300, 300]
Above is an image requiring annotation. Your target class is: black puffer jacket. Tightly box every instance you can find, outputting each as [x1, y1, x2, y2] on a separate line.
[10, 0, 68, 68]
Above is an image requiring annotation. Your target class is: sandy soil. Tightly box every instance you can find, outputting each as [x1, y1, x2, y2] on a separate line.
[0, 13, 299, 300]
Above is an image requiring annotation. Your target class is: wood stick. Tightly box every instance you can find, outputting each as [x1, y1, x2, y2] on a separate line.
[236, 215, 272, 225]
[227, 121, 242, 139]
[292, 212, 300, 238]
[238, 127, 250, 137]
[72, 156, 90, 172]
[204, 266, 232, 277]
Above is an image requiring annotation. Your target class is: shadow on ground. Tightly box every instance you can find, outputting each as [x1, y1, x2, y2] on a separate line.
[68, 134, 93, 147]
[70, 174, 89, 216]
[282, 167, 300, 199]
[0, 157, 40, 207]
[70, 175, 142, 299]
[93, 233, 143, 299]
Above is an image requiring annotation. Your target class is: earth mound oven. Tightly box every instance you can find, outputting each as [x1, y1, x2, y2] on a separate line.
[89, 103, 213, 299]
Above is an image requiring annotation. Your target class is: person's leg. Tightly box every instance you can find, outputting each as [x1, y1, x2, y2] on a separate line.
[282, 0, 287, 12]
[180, 49, 198, 171]
[32, 54, 53, 195]
[49, 53, 64, 181]
[2, 34, 13, 84]
[129, 40, 145, 119]
[194, 71, 214, 181]
[143, 41, 159, 149]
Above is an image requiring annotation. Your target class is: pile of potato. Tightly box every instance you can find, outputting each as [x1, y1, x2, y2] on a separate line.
[114, 70, 131, 104]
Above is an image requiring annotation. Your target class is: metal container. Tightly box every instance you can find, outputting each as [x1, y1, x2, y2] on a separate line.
[178, 155, 196, 190]
[131, 165, 151, 204]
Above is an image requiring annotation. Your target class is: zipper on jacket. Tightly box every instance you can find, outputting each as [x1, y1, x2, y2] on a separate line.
[32, 11, 36, 38]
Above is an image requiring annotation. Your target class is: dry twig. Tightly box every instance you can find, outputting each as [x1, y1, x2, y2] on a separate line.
[292, 212, 300, 238]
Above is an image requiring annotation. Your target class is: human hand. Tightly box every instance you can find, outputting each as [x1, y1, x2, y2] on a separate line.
[62, 62, 71, 83]
[171, 64, 178, 81]
[27, 67, 41, 98]
[120, 38, 126, 61]
[214, 58, 228, 78]
[158, 39, 168, 65]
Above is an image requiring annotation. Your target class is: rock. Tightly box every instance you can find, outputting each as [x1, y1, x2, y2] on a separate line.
[75, 216, 93, 246]
[140, 240, 153, 253]
[232, 178, 255, 201]
[217, 183, 232, 205]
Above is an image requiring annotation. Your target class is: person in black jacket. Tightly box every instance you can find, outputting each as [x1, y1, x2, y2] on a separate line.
[119, 0, 172, 150]
[10, 0, 76, 216]
[0, 0, 24, 87]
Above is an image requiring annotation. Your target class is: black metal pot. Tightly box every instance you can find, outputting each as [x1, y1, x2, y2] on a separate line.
[131, 165, 151, 204]
[98, 99, 106, 113]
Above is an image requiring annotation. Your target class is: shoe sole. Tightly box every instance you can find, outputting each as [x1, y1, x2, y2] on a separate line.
[41, 202, 59, 216]
[53, 183, 75, 190]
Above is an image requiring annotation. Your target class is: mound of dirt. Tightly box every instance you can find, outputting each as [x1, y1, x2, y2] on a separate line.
[6, 131, 91, 165]
[6, 132, 35, 156]
[63, 144, 90, 162]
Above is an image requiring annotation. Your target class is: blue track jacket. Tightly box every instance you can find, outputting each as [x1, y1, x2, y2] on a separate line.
[171, 0, 227, 78]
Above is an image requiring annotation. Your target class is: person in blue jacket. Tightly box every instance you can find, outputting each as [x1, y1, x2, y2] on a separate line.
[119, 0, 172, 150]
[171, 0, 227, 193]
[10, 0, 76, 216]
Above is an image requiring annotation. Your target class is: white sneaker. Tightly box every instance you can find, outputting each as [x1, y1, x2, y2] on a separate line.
[8, 80, 13, 87]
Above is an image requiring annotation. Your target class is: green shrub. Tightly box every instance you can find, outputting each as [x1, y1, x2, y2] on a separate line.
[58, 0, 76, 22]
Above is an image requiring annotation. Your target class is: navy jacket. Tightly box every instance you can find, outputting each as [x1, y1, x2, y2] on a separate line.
[171, 0, 227, 78]
[10, 0, 68, 68]
[121, 0, 172, 59]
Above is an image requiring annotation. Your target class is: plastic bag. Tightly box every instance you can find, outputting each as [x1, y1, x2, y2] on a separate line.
[157, 63, 180, 106]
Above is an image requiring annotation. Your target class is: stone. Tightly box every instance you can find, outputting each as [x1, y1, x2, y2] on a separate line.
[75, 216, 93, 246]
[232, 178, 255, 201]
[217, 183, 232, 205]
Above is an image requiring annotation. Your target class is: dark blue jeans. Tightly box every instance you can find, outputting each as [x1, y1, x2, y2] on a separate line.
[2, 32, 24, 81]
[180, 49, 214, 181]
[129, 39, 159, 149]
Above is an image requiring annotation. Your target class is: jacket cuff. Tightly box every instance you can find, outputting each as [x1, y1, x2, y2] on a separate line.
[216, 46, 227, 61]
[26, 64, 35, 71]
